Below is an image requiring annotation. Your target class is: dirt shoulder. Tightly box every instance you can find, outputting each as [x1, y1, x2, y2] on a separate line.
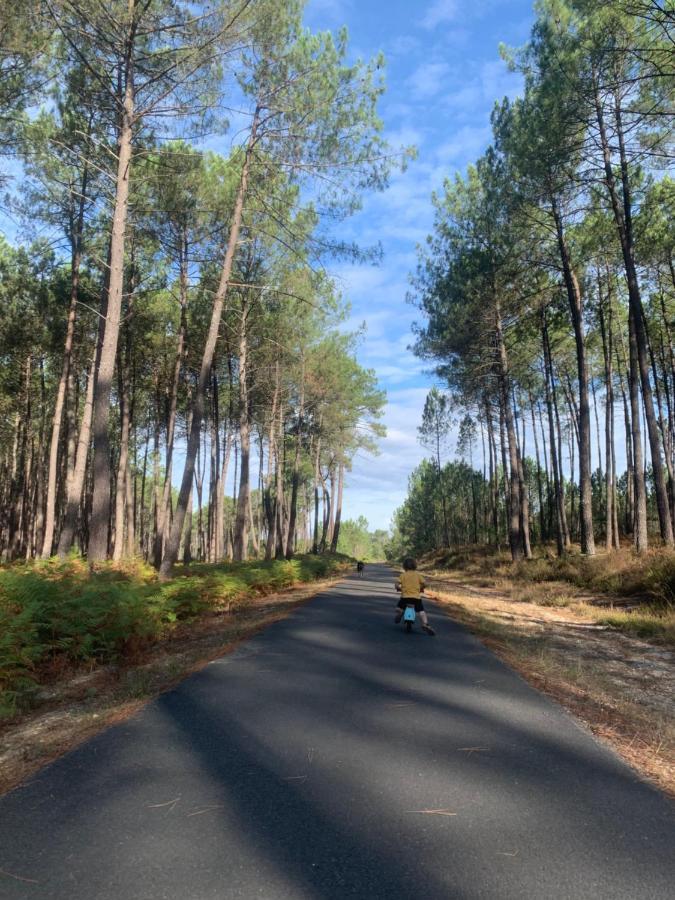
[425, 572, 675, 799]
[0, 575, 342, 797]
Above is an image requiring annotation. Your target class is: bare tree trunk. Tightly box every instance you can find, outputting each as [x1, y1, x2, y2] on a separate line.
[312, 434, 322, 554]
[233, 294, 251, 562]
[594, 80, 673, 545]
[160, 108, 259, 578]
[485, 396, 499, 547]
[542, 309, 566, 555]
[285, 358, 305, 558]
[599, 285, 616, 550]
[57, 346, 96, 557]
[496, 302, 523, 560]
[530, 392, 546, 544]
[217, 427, 232, 561]
[155, 235, 188, 565]
[645, 312, 675, 534]
[513, 394, 532, 559]
[551, 197, 595, 554]
[330, 460, 344, 553]
[42, 248, 83, 557]
[628, 307, 649, 551]
[125, 425, 135, 556]
[112, 349, 131, 560]
[138, 427, 149, 558]
[89, 55, 135, 562]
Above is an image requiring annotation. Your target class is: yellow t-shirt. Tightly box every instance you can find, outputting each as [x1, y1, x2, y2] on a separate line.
[399, 571, 425, 598]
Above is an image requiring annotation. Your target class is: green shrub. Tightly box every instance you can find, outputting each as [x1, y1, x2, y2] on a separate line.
[0, 552, 348, 716]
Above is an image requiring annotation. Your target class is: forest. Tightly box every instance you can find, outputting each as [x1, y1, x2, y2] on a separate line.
[395, 1, 675, 564]
[0, 0, 398, 575]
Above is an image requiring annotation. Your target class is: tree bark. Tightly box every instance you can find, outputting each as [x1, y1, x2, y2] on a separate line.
[330, 460, 344, 553]
[542, 309, 566, 555]
[88, 37, 135, 562]
[233, 294, 251, 561]
[57, 346, 97, 557]
[160, 107, 259, 578]
[551, 196, 595, 554]
[628, 307, 649, 551]
[112, 346, 131, 560]
[155, 233, 189, 565]
[529, 392, 546, 544]
[594, 79, 673, 544]
[285, 357, 305, 558]
[41, 229, 85, 557]
[496, 303, 523, 560]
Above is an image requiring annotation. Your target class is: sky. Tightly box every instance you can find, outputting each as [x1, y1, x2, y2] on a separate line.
[301, 0, 535, 530]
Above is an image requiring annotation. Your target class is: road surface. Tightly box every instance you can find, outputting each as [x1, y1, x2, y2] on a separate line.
[0, 564, 673, 898]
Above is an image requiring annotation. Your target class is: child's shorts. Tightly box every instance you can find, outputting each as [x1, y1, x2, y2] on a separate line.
[397, 596, 425, 612]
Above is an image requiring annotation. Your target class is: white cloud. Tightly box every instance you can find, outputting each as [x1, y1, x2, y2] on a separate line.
[435, 124, 492, 164]
[305, 0, 352, 26]
[421, 0, 459, 29]
[407, 61, 451, 99]
[341, 386, 456, 530]
[387, 35, 421, 56]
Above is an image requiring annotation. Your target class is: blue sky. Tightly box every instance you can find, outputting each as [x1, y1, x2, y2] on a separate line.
[302, 0, 535, 530]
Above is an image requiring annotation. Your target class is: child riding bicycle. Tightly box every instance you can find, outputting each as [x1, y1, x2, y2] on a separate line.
[394, 557, 435, 635]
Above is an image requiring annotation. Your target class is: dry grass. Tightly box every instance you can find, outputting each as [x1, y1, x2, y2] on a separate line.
[422, 545, 675, 647]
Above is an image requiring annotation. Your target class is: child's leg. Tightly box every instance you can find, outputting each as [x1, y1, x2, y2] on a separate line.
[419, 609, 435, 635]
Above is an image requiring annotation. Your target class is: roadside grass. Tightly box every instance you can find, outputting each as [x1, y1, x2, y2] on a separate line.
[0, 553, 351, 719]
[421, 545, 675, 648]
[590, 608, 675, 644]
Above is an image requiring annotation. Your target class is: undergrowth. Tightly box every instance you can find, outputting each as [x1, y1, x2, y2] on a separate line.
[0, 553, 348, 718]
[423, 545, 675, 645]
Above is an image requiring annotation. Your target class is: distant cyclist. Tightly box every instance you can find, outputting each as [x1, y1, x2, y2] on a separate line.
[356, 560, 365, 578]
[395, 557, 435, 635]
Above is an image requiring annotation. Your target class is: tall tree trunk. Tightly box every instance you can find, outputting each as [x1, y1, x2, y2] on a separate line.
[125, 423, 135, 557]
[112, 348, 131, 560]
[233, 295, 250, 562]
[330, 460, 344, 553]
[599, 285, 617, 550]
[10, 356, 32, 559]
[542, 309, 566, 555]
[496, 302, 523, 560]
[217, 427, 232, 562]
[88, 48, 135, 562]
[319, 478, 330, 553]
[513, 395, 532, 559]
[529, 392, 546, 544]
[594, 79, 673, 545]
[285, 358, 305, 558]
[264, 360, 280, 560]
[155, 235, 188, 565]
[485, 396, 500, 547]
[160, 107, 259, 578]
[628, 307, 649, 551]
[312, 434, 322, 554]
[551, 196, 595, 554]
[41, 246, 83, 557]
[645, 312, 675, 530]
[57, 347, 97, 557]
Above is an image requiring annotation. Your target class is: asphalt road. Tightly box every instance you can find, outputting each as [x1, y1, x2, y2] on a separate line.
[1, 564, 673, 899]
